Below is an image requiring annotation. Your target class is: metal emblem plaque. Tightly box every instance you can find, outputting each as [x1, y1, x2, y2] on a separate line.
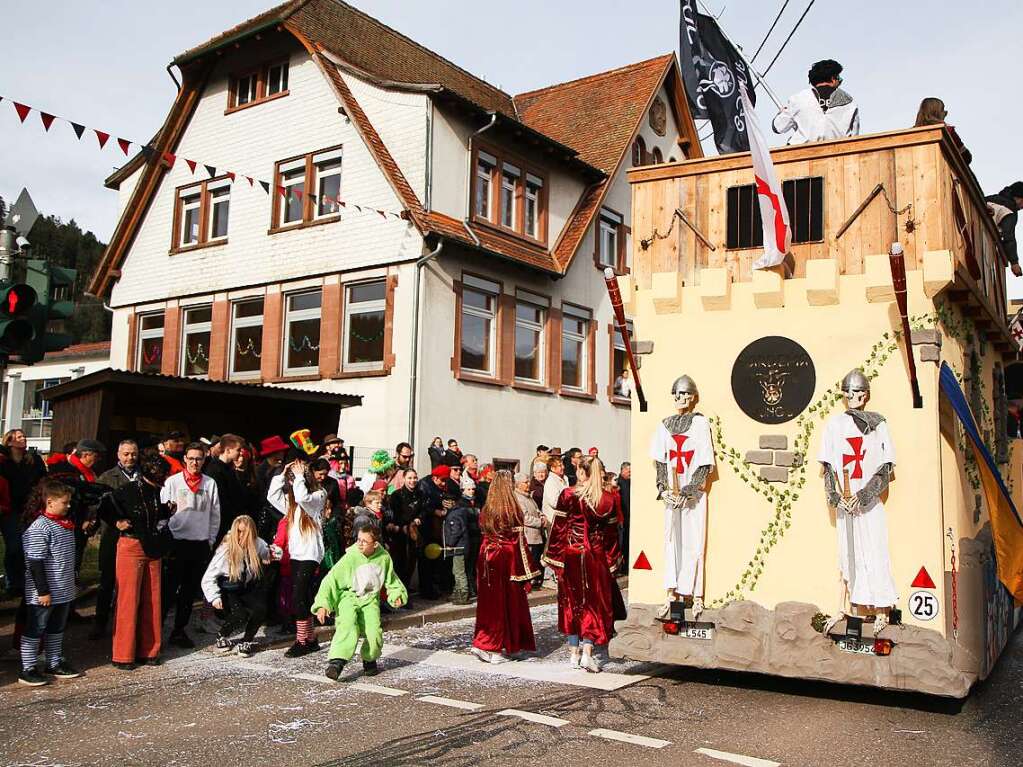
[730, 336, 815, 424]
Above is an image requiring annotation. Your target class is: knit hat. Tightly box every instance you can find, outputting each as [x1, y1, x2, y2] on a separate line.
[368, 449, 396, 474]
[431, 465, 451, 480]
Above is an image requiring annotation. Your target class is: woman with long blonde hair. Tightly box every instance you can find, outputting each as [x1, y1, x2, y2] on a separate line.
[543, 456, 624, 673]
[201, 515, 271, 656]
[469, 471, 539, 664]
[914, 97, 972, 164]
[268, 453, 327, 657]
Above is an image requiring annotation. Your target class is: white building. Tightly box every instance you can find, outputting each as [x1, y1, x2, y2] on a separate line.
[89, 0, 701, 475]
[0, 342, 110, 452]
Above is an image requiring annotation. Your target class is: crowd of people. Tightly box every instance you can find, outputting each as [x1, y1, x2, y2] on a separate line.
[0, 428, 632, 686]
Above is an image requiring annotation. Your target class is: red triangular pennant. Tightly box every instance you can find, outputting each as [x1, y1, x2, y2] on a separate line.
[633, 551, 652, 571]
[94, 129, 109, 148]
[277, 185, 286, 197]
[162, 151, 176, 167]
[39, 112, 56, 131]
[293, 189, 303, 200]
[226, 171, 236, 183]
[185, 159, 197, 174]
[910, 566, 936, 589]
[245, 176, 254, 186]
[377, 209, 388, 219]
[13, 102, 31, 123]
[117, 138, 132, 155]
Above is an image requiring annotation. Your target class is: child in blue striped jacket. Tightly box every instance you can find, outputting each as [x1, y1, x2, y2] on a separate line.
[19, 479, 83, 686]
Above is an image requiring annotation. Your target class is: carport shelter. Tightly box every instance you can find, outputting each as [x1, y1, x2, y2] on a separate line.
[41, 369, 361, 453]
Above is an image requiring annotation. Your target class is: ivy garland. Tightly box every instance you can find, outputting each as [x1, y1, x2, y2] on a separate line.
[707, 302, 1006, 607]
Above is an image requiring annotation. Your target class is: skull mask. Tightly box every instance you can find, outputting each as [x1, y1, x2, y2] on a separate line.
[672, 375, 699, 413]
[841, 368, 870, 410]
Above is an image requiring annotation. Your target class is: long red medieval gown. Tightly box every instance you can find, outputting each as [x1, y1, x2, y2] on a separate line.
[472, 525, 540, 654]
[543, 488, 626, 646]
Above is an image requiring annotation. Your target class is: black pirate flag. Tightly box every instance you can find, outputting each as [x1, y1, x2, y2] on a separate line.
[679, 1, 755, 154]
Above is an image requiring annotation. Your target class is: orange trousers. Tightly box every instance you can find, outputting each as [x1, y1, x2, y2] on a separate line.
[112, 537, 162, 664]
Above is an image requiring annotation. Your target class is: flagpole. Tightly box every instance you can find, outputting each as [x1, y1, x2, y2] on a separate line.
[695, 0, 785, 111]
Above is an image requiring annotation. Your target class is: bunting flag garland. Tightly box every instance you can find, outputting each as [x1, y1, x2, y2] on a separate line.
[2, 94, 408, 220]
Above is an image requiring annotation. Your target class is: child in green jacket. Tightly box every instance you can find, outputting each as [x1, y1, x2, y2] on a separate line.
[313, 517, 407, 680]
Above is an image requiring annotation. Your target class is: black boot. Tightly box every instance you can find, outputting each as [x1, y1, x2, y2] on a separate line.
[325, 659, 346, 680]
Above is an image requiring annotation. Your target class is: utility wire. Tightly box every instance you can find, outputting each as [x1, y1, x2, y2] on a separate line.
[761, 0, 817, 77]
[750, 0, 791, 63]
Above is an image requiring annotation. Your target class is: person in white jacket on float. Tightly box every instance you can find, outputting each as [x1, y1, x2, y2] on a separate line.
[773, 59, 860, 145]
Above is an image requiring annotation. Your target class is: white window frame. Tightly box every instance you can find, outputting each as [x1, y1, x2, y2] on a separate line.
[206, 180, 231, 242]
[179, 188, 201, 247]
[314, 148, 343, 219]
[598, 208, 623, 269]
[460, 274, 500, 377]
[560, 303, 591, 392]
[229, 299, 264, 380]
[501, 163, 520, 229]
[513, 290, 548, 385]
[525, 173, 543, 239]
[180, 305, 212, 378]
[282, 290, 322, 376]
[475, 151, 496, 221]
[280, 157, 306, 226]
[342, 280, 386, 373]
[612, 320, 635, 399]
[235, 72, 258, 106]
[265, 60, 289, 96]
[137, 312, 165, 372]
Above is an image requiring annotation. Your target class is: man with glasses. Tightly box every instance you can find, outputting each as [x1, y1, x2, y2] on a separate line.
[390, 442, 416, 493]
[772, 59, 860, 145]
[160, 442, 221, 648]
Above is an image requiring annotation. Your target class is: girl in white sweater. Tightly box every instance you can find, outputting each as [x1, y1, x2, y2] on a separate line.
[268, 458, 326, 657]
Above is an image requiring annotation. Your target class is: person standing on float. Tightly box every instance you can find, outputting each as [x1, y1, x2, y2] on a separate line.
[469, 471, 539, 664]
[543, 456, 623, 673]
[649, 375, 715, 621]
[818, 369, 898, 635]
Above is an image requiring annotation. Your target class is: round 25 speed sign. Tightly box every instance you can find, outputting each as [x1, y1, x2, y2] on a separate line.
[908, 590, 939, 621]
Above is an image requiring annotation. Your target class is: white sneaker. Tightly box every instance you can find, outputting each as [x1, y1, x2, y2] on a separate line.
[655, 601, 672, 622]
[469, 646, 507, 664]
[569, 649, 582, 669]
[580, 653, 601, 674]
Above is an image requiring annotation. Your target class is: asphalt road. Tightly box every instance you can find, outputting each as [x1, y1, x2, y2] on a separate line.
[1, 604, 1020, 767]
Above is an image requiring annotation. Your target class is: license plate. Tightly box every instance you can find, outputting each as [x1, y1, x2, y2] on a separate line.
[681, 626, 714, 640]
[837, 638, 874, 655]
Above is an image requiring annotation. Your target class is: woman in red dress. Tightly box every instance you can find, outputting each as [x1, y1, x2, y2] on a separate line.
[543, 456, 624, 673]
[470, 471, 540, 664]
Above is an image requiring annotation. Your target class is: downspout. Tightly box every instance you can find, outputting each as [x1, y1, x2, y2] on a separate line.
[408, 241, 444, 453]
[166, 63, 181, 92]
[463, 112, 498, 245]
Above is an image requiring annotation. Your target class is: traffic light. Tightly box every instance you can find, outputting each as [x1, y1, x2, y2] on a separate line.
[21, 259, 75, 363]
[0, 281, 37, 354]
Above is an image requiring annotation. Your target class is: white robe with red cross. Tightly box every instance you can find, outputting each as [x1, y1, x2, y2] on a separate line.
[818, 412, 898, 608]
[649, 415, 715, 596]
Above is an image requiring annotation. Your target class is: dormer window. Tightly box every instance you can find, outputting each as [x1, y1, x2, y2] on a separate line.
[227, 58, 290, 112]
[471, 144, 547, 244]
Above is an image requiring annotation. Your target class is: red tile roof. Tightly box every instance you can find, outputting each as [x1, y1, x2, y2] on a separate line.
[422, 212, 560, 274]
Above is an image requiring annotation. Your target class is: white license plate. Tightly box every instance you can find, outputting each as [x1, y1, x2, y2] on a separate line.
[681, 626, 714, 640]
[837, 638, 874, 655]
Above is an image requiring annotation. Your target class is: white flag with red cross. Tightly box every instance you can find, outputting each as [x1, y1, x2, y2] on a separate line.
[1011, 308, 1023, 351]
[740, 83, 791, 270]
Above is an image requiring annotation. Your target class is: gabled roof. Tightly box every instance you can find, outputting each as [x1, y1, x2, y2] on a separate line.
[90, 2, 700, 295]
[514, 54, 702, 270]
[175, 0, 514, 115]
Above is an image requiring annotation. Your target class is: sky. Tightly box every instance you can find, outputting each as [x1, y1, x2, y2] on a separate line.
[3, 0, 1023, 291]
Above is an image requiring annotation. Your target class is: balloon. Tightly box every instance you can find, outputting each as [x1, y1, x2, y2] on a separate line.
[424, 543, 442, 560]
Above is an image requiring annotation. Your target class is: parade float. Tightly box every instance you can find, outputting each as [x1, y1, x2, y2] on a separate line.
[607, 124, 1023, 697]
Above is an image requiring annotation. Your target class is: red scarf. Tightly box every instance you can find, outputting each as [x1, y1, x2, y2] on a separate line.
[68, 453, 96, 483]
[43, 511, 75, 530]
[183, 469, 203, 494]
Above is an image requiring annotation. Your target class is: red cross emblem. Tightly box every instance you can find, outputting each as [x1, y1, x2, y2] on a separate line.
[843, 436, 866, 480]
[669, 434, 694, 475]
[1012, 321, 1023, 344]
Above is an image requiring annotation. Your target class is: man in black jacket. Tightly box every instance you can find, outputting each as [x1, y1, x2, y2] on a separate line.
[90, 439, 140, 639]
[986, 182, 1023, 277]
[204, 434, 244, 542]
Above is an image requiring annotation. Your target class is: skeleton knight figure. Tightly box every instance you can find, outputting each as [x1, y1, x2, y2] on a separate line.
[817, 369, 899, 635]
[649, 375, 715, 620]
